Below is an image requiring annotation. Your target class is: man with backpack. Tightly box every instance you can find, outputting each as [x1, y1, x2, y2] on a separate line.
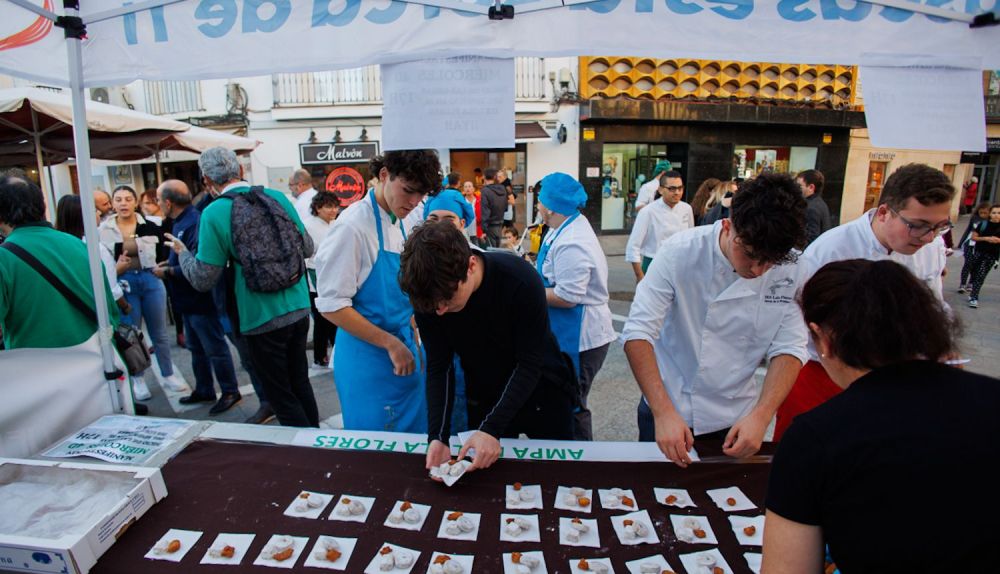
[169, 147, 319, 427]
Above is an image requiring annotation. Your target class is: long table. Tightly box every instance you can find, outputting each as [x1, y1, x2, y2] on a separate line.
[93, 438, 770, 573]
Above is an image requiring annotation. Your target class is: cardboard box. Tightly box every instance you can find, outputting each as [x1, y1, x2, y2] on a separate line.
[0, 458, 167, 574]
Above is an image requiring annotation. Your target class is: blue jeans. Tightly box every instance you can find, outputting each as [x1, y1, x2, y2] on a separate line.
[121, 270, 173, 378]
[184, 313, 239, 397]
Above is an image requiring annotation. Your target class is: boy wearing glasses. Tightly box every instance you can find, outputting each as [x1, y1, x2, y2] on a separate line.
[625, 170, 694, 282]
[774, 163, 955, 439]
[622, 174, 809, 466]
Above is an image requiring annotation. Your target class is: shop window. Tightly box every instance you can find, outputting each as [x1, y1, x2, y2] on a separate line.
[734, 146, 817, 179]
[865, 161, 888, 212]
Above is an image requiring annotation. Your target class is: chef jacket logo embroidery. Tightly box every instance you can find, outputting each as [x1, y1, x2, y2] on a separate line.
[764, 277, 795, 304]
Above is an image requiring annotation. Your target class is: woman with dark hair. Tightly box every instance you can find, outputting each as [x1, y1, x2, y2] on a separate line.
[958, 201, 993, 293]
[56, 194, 131, 314]
[689, 177, 720, 224]
[763, 259, 999, 574]
[313, 151, 441, 432]
[304, 191, 340, 367]
[99, 185, 187, 400]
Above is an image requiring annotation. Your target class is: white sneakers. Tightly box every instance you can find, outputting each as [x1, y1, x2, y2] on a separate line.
[132, 376, 152, 401]
[161, 374, 190, 393]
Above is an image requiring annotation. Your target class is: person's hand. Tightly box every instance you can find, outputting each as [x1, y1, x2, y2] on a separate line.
[654, 409, 694, 467]
[163, 233, 187, 254]
[385, 337, 416, 376]
[458, 431, 501, 471]
[151, 262, 169, 279]
[722, 411, 769, 459]
[425, 439, 452, 480]
[634, 270, 645, 283]
[115, 253, 131, 274]
[115, 297, 131, 316]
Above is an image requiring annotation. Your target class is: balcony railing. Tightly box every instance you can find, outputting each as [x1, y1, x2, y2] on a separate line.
[144, 80, 203, 115]
[987, 94, 1000, 121]
[273, 58, 548, 107]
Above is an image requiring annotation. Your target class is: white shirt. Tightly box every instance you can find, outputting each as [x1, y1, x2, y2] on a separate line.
[540, 215, 617, 352]
[313, 191, 415, 314]
[625, 200, 695, 263]
[621, 223, 809, 435]
[294, 187, 318, 221]
[635, 178, 660, 211]
[800, 209, 948, 361]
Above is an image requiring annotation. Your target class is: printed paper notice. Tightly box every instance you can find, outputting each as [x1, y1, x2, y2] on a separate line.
[43, 415, 193, 464]
[382, 57, 515, 151]
[860, 60, 986, 152]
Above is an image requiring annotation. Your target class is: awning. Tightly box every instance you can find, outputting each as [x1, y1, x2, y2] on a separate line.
[515, 122, 550, 141]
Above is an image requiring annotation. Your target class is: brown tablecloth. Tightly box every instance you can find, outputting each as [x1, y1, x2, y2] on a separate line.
[94, 439, 771, 573]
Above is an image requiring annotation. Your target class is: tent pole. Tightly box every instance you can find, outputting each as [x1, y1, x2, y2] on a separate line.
[30, 109, 56, 223]
[156, 150, 163, 185]
[65, 5, 125, 413]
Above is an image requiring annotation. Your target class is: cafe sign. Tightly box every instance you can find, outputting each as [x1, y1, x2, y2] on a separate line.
[300, 142, 380, 165]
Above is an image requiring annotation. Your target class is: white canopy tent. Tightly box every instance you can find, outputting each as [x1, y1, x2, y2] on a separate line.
[0, 0, 997, 452]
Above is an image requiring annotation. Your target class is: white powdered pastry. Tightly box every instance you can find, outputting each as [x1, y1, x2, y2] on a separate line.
[378, 550, 395, 571]
[640, 563, 661, 573]
[394, 550, 414, 568]
[562, 493, 578, 507]
[569, 520, 589, 533]
[388, 510, 404, 524]
[519, 490, 535, 502]
[403, 508, 421, 523]
[349, 500, 366, 515]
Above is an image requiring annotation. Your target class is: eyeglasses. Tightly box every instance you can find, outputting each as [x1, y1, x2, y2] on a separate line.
[659, 185, 684, 192]
[888, 207, 953, 238]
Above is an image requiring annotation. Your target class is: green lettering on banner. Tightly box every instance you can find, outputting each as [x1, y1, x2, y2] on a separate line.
[545, 449, 566, 460]
[405, 442, 425, 453]
[569, 449, 584, 460]
[529, 449, 544, 460]
[312, 435, 328, 447]
[67, 443, 85, 450]
[378, 441, 398, 452]
[338, 438, 354, 449]
[512, 447, 529, 459]
[354, 438, 371, 450]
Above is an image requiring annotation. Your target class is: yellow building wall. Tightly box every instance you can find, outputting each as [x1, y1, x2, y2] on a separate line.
[842, 128, 965, 223]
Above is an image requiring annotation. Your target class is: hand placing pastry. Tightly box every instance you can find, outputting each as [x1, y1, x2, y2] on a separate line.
[458, 430, 500, 471]
[722, 410, 768, 459]
[654, 409, 694, 468]
[425, 439, 452, 479]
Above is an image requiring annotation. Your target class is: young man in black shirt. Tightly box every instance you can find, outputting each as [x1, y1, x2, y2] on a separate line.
[400, 220, 577, 473]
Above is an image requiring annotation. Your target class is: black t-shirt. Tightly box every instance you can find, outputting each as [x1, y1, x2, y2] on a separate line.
[766, 361, 1000, 573]
[415, 251, 576, 443]
[974, 220, 1000, 258]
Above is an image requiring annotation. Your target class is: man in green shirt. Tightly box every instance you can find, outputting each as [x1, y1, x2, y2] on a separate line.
[0, 175, 118, 350]
[170, 147, 319, 427]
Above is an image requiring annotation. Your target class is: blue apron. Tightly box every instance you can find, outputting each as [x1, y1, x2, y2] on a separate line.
[332, 191, 427, 433]
[536, 212, 584, 378]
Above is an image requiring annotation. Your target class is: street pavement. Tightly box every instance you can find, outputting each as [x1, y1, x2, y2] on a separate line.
[141, 215, 998, 441]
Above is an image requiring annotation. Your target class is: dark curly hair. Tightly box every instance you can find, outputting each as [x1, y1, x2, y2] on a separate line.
[310, 191, 340, 216]
[730, 173, 806, 265]
[800, 259, 958, 370]
[369, 150, 442, 196]
[878, 163, 955, 211]
[399, 220, 472, 314]
[0, 175, 46, 226]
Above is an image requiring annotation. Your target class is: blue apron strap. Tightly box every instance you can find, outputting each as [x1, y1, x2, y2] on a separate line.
[536, 212, 580, 284]
[368, 189, 385, 252]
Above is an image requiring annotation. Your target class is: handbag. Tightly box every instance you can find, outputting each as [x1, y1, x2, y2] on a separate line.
[1, 241, 152, 375]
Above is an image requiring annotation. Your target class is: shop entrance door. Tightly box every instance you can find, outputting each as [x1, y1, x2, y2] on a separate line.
[601, 143, 687, 233]
[973, 164, 998, 205]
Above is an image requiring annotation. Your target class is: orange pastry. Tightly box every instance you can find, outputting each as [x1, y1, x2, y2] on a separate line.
[513, 482, 522, 490]
[447, 511, 463, 520]
[379, 546, 393, 555]
[694, 528, 707, 539]
[434, 555, 451, 565]
[165, 539, 181, 553]
[578, 496, 591, 507]
[272, 547, 293, 562]
[621, 495, 635, 507]
[578, 559, 590, 570]
[325, 549, 342, 562]
[665, 494, 678, 504]
[400, 501, 413, 511]
[511, 552, 524, 564]
[220, 545, 235, 558]
[726, 497, 737, 506]
[744, 525, 757, 536]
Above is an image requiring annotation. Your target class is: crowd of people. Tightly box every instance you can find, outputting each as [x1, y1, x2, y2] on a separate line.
[1, 150, 998, 570]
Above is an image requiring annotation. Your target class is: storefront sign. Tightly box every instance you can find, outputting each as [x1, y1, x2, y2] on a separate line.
[869, 152, 896, 161]
[299, 142, 380, 166]
[325, 166, 367, 206]
[987, 138, 1000, 153]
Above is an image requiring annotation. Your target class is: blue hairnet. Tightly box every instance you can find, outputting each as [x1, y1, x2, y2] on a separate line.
[538, 172, 587, 216]
[425, 188, 475, 225]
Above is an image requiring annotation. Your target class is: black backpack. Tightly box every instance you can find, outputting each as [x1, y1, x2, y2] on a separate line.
[221, 186, 305, 293]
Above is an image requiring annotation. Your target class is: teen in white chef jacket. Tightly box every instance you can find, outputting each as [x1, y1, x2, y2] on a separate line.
[535, 172, 617, 441]
[622, 174, 810, 467]
[625, 170, 695, 281]
[774, 163, 955, 440]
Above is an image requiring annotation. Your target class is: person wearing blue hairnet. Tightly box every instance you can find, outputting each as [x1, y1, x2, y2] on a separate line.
[426, 188, 476, 246]
[535, 173, 615, 441]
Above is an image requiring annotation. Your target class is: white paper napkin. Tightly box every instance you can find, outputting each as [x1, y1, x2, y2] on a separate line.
[609, 510, 659, 545]
[199, 533, 255, 565]
[302, 536, 357, 571]
[558, 516, 600, 548]
[706, 486, 756, 512]
[144, 528, 203, 562]
[363, 543, 420, 574]
[680, 548, 732, 574]
[252, 535, 310, 569]
[499, 513, 541, 543]
[625, 554, 679, 574]
[728, 515, 765, 546]
[436, 510, 481, 541]
[554, 486, 594, 513]
[653, 487, 697, 508]
[328, 494, 375, 523]
[505, 483, 544, 510]
[282, 490, 333, 519]
[569, 557, 615, 573]
[426, 552, 475, 573]
[502, 551, 548, 574]
[598, 488, 639, 511]
[669, 514, 718, 544]
[744, 552, 762, 574]
[384, 500, 431, 531]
